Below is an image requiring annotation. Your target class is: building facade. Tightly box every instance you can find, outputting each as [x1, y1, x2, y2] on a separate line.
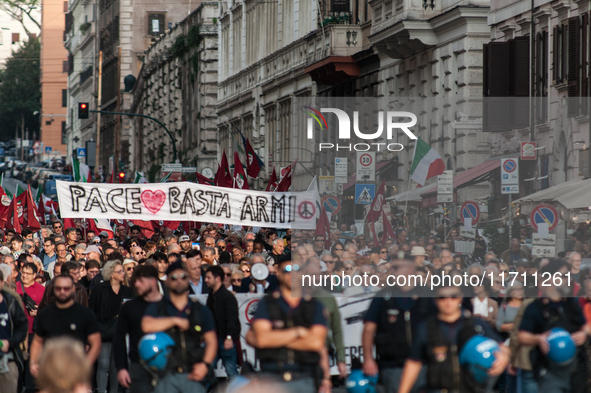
[131, 2, 219, 180]
[40, 0, 69, 161]
[0, 9, 41, 67]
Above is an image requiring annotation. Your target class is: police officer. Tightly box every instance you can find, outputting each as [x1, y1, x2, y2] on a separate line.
[362, 256, 433, 393]
[141, 261, 217, 393]
[245, 255, 329, 393]
[399, 284, 510, 393]
[517, 259, 588, 393]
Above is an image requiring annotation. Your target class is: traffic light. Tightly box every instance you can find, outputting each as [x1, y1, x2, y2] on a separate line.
[78, 102, 89, 119]
[118, 172, 125, 183]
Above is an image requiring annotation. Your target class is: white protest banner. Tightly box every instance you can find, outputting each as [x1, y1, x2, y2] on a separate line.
[56, 181, 319, 229]
[193, 293, 374, 376]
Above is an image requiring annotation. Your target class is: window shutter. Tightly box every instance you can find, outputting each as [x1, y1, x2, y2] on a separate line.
[568, 17, 580, 117]
[581, 13, 588, 99]
[483, 43, 489, 97]
[511, 37, 530, 96]
[562, 23, 568, 83]
[553, 26, 558, 84]
[483, 42, 510, 132]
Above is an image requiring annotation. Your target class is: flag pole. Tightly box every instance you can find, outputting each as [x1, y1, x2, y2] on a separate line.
[404, 139, 419, 217]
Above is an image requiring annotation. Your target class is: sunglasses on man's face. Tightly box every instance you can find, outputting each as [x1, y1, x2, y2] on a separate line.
[241, 269, 250, 273]
[281, 264, 300, 273]
[225, 273, 232, 277]
[53, 225, 62, 229]
[334, 248, 343, 251]
[232, 279, 242, 283]
[436, 295, 461, 300]
[169, 273, 188, 281]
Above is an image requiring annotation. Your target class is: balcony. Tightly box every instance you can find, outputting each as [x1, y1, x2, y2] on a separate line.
[304, 24, 365, 85]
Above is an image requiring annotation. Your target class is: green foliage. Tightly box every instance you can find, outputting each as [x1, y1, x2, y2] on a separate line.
[187, 25, 201, 48]
[483, 222, 509, 256]
[171, 34, 187, 58]
[0, 38, 40, 142]
[212, 18, 217, 25]
[79, 22, 91, 34]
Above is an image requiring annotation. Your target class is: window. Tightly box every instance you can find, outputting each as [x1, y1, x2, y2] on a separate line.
[536, 31, 549, 123]
[61, 122, 67, 145]
[62, 60, 68, 73]
[62, 89, 67, 107]
[148, 13, 165, 36]
[11, 33, 19, 44]
[63, 1, 68, 12]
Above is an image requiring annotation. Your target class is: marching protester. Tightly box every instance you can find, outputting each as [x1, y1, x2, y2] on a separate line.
[114, 265, 162, 393]
[141, 261, 217, 393]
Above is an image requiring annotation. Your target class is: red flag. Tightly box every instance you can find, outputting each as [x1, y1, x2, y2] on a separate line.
[382, 210, 398, 245]
[315, 204, 332, 250]
[7, 198, 20, 234]
[233, 152, 249, 190]
[163, 221, 181, 231]
[265, 167, 278, 192]
[195, 172, 214, 185]
[215, 151, 233, 188]
[129, 220, 155, 239]
[0, 186, 10, 226]
[25, 187, 41, 231]
[366, 179, 386, 224]
[245, 138, 261, 178]
[276, 159, 298, 192]
[63, 218, 76, 230]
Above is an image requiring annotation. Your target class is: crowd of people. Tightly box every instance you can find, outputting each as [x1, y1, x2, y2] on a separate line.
[0, 215, 588, 393]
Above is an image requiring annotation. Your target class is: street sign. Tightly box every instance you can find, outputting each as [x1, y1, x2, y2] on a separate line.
[437, 170, 453, 203]
[530, 204, 559, 231]
[45, 147, 52, 154]
[532, 233, 557, 245]
[16, 138, 21, 148]
[501, 158, 519, 185]
[459, 228, 476, 239]
[337, 184, 343, 194]
[180, 167, 197, 173]
[322, 195, 341, 214]
[201, 167, 214, 178]
[521, 142, 537, 160]
[356, 152, 375, 181]
[319, 176, 335, 194]
[335, 157, 348, 183]
[460, 201, 480, 225]
[355, 184, 375, 205]
[531, 245, 556, 258]
[77, 148, 86, 157]
[501, 185, 519, 194]
[161, 163, 182, 172]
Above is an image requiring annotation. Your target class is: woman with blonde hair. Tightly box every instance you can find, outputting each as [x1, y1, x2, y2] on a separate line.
[37, 337, 91, 393]
[88, 260, 133, 393]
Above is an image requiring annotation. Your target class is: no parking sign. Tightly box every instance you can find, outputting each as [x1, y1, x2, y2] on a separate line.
[461, 201, 480, 225]
[530, 204, 558, 231]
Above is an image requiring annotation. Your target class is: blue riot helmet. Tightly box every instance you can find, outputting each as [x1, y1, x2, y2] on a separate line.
[346, 369, 379, 393]
[459, 335, 500, 384]
[547, 328, 576, 365]
[138, 332, 176, 371]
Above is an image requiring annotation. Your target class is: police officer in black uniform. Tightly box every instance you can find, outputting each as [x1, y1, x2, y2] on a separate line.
[246, 255, 329, 393]
[399, 284, 510, 393]
[141, 261, 217, 393]
[517, 259, 588, 393]
[362, 256, 434, 392]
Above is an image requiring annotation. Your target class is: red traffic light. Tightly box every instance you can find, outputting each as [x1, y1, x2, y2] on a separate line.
[80, 103, 87, 109]
[118, 172, 125, 178]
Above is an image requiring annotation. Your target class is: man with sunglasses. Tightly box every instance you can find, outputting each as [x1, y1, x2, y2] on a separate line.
[51, 221, 63, 237]
[142, 261, 217, 393]
[130, 246, 146, 263]
[362, 256, 433, 393]
[398, 284, 510, 393]
[246, 256, 328, 392]
[30, 274, 102, 379]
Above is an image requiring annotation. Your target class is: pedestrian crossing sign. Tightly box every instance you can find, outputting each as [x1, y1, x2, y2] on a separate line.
[355, 184, 375, 205]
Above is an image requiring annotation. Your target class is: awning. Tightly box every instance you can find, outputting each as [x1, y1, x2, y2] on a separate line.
[420, 158, 502, 198]
[386, 183, 437, 204]
[513, 177, 591, 210]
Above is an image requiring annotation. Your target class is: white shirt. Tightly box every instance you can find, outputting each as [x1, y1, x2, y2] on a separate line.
[473, 297, 489, 317]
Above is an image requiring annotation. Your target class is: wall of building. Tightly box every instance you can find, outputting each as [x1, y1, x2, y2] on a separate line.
[0, 10, 41, 67]
[40, 0, 69, 159]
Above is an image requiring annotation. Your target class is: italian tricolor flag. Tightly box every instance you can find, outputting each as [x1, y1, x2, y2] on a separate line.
[409, 138, 445, 185]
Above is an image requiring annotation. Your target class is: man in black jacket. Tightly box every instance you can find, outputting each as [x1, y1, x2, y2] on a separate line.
[204, 266, 240, 379]
[0, 269, 28, 393]
[114, 265, 162, 393]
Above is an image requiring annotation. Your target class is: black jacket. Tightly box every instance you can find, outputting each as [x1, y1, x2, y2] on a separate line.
[0, 289, 28, 372]
[88, 281, 133, 323]
[206, 285, 240, 340]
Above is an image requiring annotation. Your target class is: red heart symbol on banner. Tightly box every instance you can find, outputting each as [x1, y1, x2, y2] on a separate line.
[141, 190, 166, 214]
